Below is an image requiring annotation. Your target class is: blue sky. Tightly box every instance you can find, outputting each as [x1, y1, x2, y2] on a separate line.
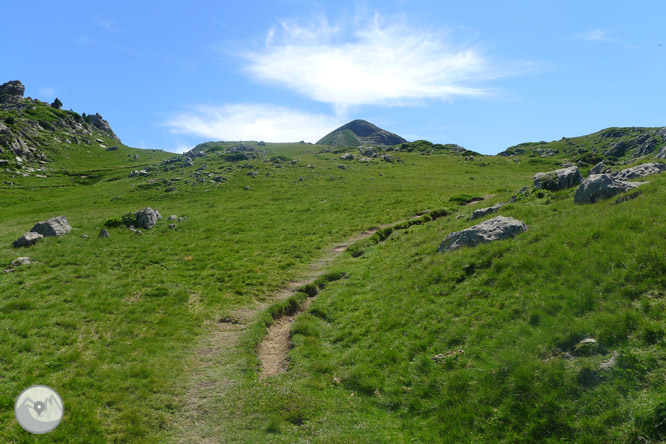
[3, 1, 665, 154]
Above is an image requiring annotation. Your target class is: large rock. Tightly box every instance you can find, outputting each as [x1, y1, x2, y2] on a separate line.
[88, 113, 120, 140]
[613, 162, 666, 181]
[30, 216, 72, 237]
[574, 174, 645, 204]
[0, 80, 25, 104]
[469, 203, 505, 220]
[135, 207, 162, 229]
[437, 216, 528, 253]
[13, 232, 43, 248]
[533, 166, 583, 191]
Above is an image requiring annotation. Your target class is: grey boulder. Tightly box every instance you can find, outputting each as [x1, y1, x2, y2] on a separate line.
[613, 162, 666, 181]
[13, 232, 43, 248]
[30, 215, 72, 237]
[469, 203, 505, 220]
[533, 166, 583, 191]
[10, 257, 31, 267]
[135, 207, 162, 229]
[437, 216, 528, 253]
[98, 229, 110, 238]
[574, 174, 645, 204]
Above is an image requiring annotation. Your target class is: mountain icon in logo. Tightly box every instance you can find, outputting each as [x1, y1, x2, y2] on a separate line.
[14, 385, 64, 434]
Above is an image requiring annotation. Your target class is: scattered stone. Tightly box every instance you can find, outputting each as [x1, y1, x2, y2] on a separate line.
[10, 257, 31, 267]
[98, 228, 110, 238]
[178, 217, 184, 222]
[437, 216, 528, 253]
[613, 162, 666, 180]
[165, 186, 176, 192]
[533, 166, 583, 191]
[340, 153, 354, 160]
[134, 207, 161, 229]
[599, 351, 619, 371]
[574, 174, 645, 204]
[573, 337, 598, 356]
[244, 186, 250, 190]
[469, 203, 505, 221]
[168, 224, 176, 230]
[337, 164, 346, 170]
[299, 177, 304, 181]
[106, 145, 119, 151]
[30, 215, 72, 237]
[432, 349, 464, 362]
[135, 230, 142, 235]
[168, 215, 178, 221]
[129, 169, 149, 178]
[13, 232, 43, 248]
[247, 171, 258, 178]
[81, 235, 89, 239]
[613, 191, 642, 204]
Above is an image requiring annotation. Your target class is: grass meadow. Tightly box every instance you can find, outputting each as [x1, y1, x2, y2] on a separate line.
[1, 134, 665, 442]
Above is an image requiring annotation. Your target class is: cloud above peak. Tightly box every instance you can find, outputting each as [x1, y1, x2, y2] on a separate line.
[238, 14, 521, 110]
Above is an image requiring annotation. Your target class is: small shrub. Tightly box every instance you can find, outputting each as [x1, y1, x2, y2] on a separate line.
[103, 212, 138, 228]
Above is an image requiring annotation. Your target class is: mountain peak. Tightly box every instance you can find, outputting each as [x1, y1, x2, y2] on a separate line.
[317, 120, 407, 147]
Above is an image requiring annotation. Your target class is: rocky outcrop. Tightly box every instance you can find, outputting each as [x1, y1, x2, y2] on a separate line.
[469, 203, 505, 220]
[13, 232, 43, 248]
[30, 216, 72, 237]
[437, 216, 528, 253]
[590, 161, 610, 175]
[0, 80, 25, 104]
[88, 113, 119, 140]
[135, 207, 161, 229]
[613, 162, 666, 180]
[533, 166, 583, 191]
[574, 174, 645, 204]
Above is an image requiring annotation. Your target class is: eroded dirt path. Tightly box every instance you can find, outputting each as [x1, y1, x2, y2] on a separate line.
[172, 226, 383, 443]
[172, 209, 458, 442]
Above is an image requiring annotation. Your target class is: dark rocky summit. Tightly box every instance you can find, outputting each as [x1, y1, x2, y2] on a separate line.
[317, 119, 407, 147]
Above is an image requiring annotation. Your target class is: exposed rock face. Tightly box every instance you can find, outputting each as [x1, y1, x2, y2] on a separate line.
[0, 80, 25, 104]
[574, 174, 645, 204]
[533, 166, 583, 191]
[317, 119, 407, 147]
[88, 113, 119, 140]
[30, 216, 72, 236]
[613, 162, 666, 180]
[655, 146, 666, 159]
[135, 207, 162, 229]
[469, 203, 505, 220]
[604, 141, 627, 157]
[437, 216, 528, 253]
[590, 161, 609, 175]
[13, 232, 43, 248]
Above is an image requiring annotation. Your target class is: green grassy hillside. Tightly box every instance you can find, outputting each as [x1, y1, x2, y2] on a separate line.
[1, 122, 665, 442]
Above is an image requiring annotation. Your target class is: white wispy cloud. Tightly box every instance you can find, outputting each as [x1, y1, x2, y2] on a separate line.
[94, 17, 122, 34]
[574, 29, 637, 49]
[164, 104, 341, 143]
[575, 29, 611, 42]
[236, 13, 529, 111]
